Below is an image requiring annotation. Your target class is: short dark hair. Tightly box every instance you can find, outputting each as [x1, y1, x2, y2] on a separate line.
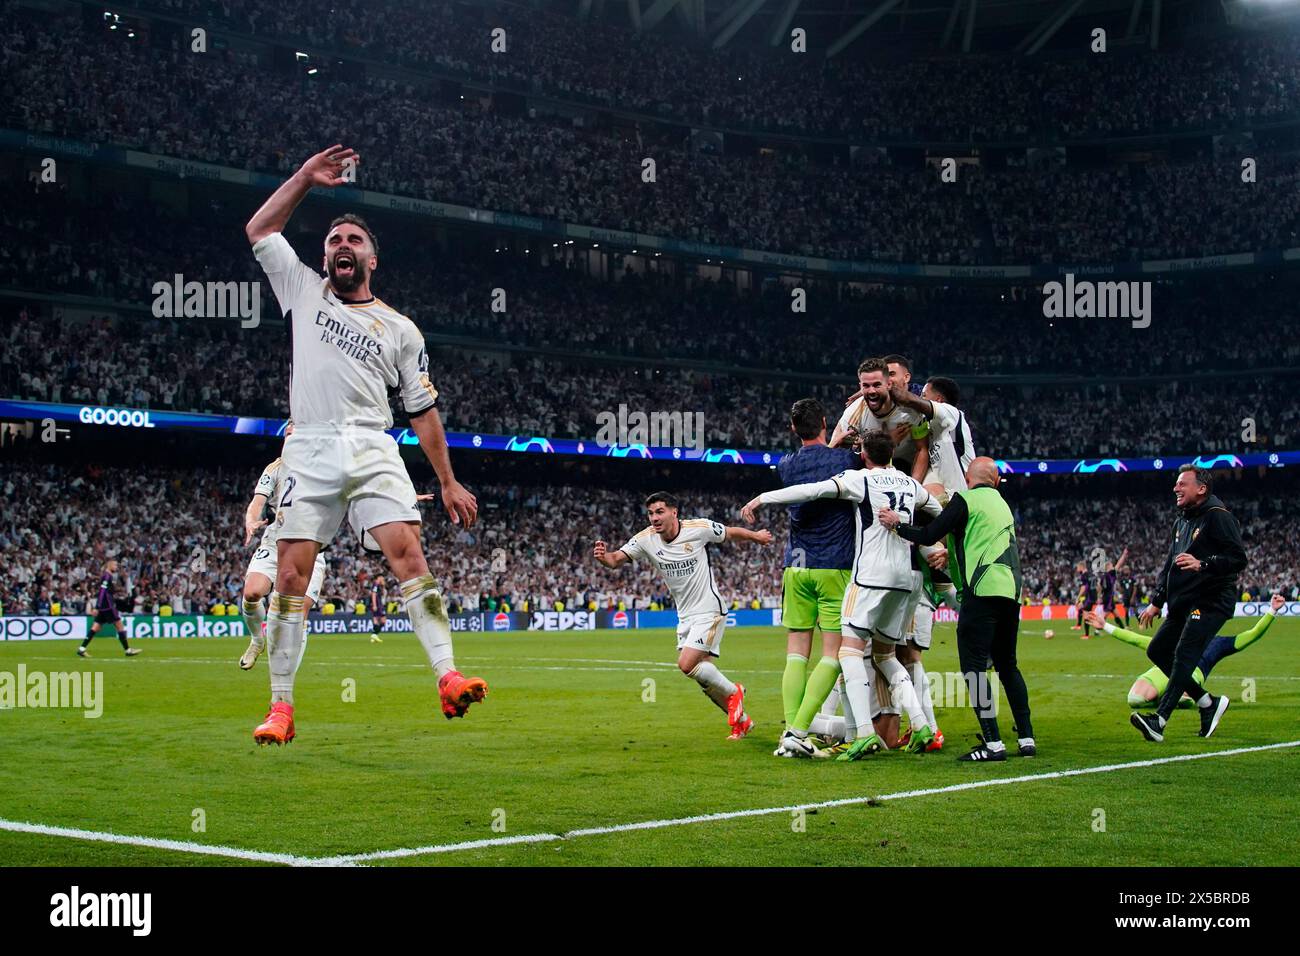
[644, 491, 679, 512]
[857, 357, 888, 379]
[789, 398, 827, 441]
[1178, 464, 1213, 493]
[328, 214, 379, 256]
[862, 431, 894, 467]
[883, 353, 912, 374]
[926, 375, 960, 405]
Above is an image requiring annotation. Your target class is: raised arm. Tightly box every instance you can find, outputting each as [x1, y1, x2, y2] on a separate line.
[245, 145, 360, 245]
[741, 477, 844, 523]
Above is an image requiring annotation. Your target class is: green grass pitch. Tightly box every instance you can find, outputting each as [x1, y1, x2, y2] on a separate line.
[1, 619, 1296, 866]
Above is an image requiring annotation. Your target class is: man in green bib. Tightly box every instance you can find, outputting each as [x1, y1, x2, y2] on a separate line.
[878, 456, 1033, 762]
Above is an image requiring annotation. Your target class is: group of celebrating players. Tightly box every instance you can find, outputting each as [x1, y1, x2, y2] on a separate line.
[81, 144, 1274, 756]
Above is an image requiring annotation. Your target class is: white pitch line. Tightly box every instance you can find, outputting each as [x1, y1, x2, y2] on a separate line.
[315, 739, 1300, 865]
[0, 818, 332, 867]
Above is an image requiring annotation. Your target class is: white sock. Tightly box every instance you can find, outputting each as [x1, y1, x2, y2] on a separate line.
[1196, 693, 1213, 708]
[875, 653, 929, 732]
[821, 677, 842, 715]
[266, 592, 305, 705]
[401, 575, 455, 680]
[839, 647, 874, 741]
[294, 632, 309, 675]
[687, 661, 737, 712]
[985, 739, 1006, 752]
[242, 597, 267, 649]
[808, 713, 846, 740]
[1018, 736, 1035, 747]
[911, 660, 938, 730]
[839, 675, 857, 741]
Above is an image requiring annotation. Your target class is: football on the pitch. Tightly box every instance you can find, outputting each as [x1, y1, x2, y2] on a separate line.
[1044, 629, 1055, 639]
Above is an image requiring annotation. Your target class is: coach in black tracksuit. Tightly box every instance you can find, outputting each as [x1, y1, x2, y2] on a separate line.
[1131, 465, 1246, 742]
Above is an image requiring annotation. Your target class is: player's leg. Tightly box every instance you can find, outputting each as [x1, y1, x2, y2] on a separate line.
[988, 599, 1033, 755]
[1128, 667, 1164, 708]
[1154, 609, 1230, 737]
[897, 603, 942, 750]
[239, 569, 273, 669]
[780, 567, 815, 727]
[835, 631, 886, 760]
[293, 554, 326, 675]
[871, 635, 931, 751]
[676, 615, 748, 738]
[370, 519, 487, 719]
[253, 537, 319, 745]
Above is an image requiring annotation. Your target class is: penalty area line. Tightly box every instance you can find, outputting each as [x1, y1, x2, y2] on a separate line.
[317, 739, 1300, 865]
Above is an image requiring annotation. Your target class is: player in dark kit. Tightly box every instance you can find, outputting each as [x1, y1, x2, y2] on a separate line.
[1099, 549, 1127, 625]
[370, 576, 389, 640]
[77, 559, 140, 657]
[1072, 562, 1096, 637]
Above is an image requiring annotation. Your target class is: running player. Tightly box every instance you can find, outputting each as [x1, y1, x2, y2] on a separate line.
[592, 492, 772, 740]
[1084, 593, 1284, 707]
[370, 574, 389, 640]
[244, 143, 486, 745]
[829, 357, 929, 482]
[744, 431, 942, 760]
[1118, 560, 1139, 628]
[238, 422, 327, 671]
[76, 559, 140, 657]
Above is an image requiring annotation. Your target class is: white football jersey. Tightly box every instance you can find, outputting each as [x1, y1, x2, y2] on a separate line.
[253, 457, 286, 548]
[253, 233, 437, 429]
[619, 519, 727, 618]
[926, 402, 975, 497]
[829, 467, 940, 590]
[838, 397, 925, 469]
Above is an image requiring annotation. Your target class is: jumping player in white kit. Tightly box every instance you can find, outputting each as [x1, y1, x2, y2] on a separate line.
[593, 492, 773, 740]
[244, 144, 486, 745]
[238, 421, 327, 672]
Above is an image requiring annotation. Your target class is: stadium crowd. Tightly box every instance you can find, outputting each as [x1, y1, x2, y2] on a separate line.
[4, 13, 1300, 265]
[2, 460, 1298, 623]
[129, 0, 1300, 141]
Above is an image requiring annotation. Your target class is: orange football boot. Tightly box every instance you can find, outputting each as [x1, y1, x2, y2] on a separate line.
[438, 670, 488, 719]
[253, 701, 295, 745]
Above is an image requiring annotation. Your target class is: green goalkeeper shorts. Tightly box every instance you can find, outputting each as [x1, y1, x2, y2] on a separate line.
[781, 567, 851, 632]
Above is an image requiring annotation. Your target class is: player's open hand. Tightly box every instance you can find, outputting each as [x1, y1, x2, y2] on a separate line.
[1082, 609, 1106, 630]
[244, 516, 267, 546]
[752, 529, 774, 546]
[1138, 603, 1160, 628]
[299, 144, 360, 189]
[1173, 552, 1202, 571]
[740, 497, 763, 524]
[877, 507, 901, 530]
[441, 480, 477, 528]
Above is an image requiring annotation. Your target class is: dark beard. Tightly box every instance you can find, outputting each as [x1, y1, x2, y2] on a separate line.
[328, 259, 367, 294]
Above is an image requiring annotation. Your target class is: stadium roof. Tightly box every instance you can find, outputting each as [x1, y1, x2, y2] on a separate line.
[529, 0, 1263, 54]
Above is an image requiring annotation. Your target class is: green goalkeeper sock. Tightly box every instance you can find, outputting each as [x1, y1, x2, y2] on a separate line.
[792, 657, 842, 733]
[782, 654, 808, 726]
